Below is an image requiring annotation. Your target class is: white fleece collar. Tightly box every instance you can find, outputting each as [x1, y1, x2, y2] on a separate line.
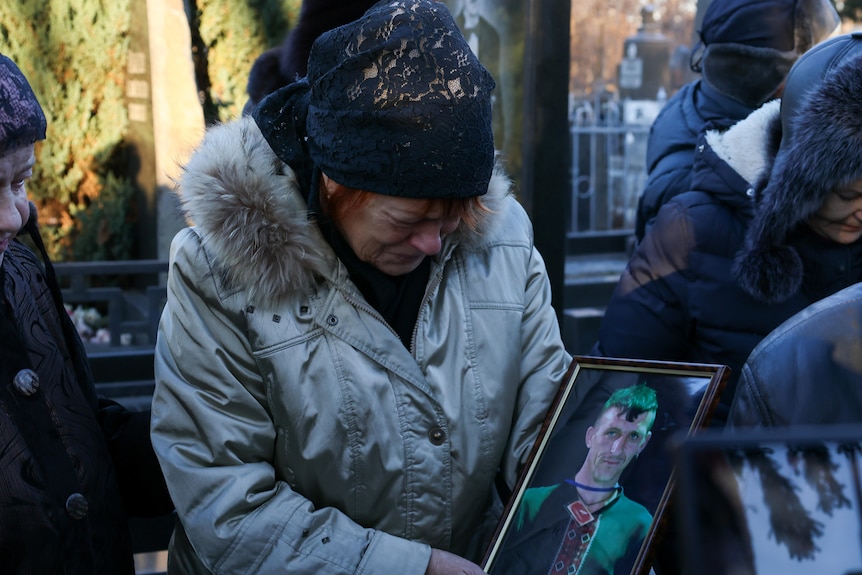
[704, 99, 780, 186]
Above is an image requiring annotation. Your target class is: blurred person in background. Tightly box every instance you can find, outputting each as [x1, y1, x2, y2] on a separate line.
[243, 0, 418, 114]
[634, 0, 839, 243]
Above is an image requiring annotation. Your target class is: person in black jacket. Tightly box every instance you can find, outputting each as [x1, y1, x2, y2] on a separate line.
[728, 280, 862, 428]
[0, 53, 173, 573]
[634, 0, 839, 243]
[594, 33, 862, 425]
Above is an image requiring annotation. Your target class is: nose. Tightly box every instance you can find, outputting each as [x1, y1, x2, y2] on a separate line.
[609, 437, 625, 454]
[409, 222, 443, 256]
[0, 193, 23, 236]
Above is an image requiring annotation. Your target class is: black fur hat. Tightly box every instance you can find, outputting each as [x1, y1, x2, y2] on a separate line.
[733, 33, 862, 303]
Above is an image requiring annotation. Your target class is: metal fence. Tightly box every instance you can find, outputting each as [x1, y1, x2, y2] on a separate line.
[54, 259, 168, 349]
[568, 92, 659, 235]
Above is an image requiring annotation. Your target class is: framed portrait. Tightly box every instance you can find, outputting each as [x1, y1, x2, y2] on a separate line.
[481, 356, 729, 575]
[675, 425, 862, 575]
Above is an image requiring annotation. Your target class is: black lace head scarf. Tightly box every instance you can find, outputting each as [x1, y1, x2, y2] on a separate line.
[0, 53, 47, 158]
[252, 0, 496, 200]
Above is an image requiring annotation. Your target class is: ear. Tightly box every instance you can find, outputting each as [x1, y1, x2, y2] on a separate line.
[637, 431, 652, 455]
[321, 172, 355, 196]
[585, 425, 595, 449]
[320, 173, 335, 197]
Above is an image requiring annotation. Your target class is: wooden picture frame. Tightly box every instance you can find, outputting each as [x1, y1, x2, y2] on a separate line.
[481, 356, 729, 575]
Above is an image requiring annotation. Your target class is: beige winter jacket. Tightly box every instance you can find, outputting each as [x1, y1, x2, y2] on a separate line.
[151, 116, 571, 574]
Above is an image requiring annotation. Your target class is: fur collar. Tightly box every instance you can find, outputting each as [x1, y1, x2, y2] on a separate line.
[176, 116, 511, 307]
[704, 99, 781, 187]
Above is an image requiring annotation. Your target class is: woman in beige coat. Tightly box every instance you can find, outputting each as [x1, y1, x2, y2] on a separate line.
[151, 1, 571, 574]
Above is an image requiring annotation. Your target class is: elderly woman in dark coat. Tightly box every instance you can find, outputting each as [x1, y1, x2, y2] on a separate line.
[0, 54, 173, 573]
[594, 33, 862, 424]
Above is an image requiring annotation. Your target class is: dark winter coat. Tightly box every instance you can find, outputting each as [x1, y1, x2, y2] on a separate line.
[595, 100, 862, 422]
[0, 218, 173, 573]
[728, 281, 862, 428]
[634, 79, 758, 241]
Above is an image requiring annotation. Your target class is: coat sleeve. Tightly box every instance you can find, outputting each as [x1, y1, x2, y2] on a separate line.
[594, 200, 696, 363]
[635, 162, 693, 241]
[150, 228, 431, 575]
[635, 92, 697, 242]
[501, 213, 573, 488]
[726, 363, 769, 429]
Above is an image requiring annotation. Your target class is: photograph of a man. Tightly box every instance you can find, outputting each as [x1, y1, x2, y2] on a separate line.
[492, 384, 658, 575]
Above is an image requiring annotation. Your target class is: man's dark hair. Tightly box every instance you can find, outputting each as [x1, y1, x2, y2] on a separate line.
[602, 383, 658, 430]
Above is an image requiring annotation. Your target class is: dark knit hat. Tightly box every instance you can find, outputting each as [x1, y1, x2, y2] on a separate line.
[0, 54, 47, 158]
[253, 0, 496, 199]
[734, 33, 862, 303]
[695, 0, 839, 108]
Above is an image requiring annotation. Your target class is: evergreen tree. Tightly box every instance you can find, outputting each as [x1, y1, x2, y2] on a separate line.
[1, 0, 135, 260]
[188, 0, 300, 124]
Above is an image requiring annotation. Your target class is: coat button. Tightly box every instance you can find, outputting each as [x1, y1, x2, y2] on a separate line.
[327, 315, 338, 326]
[12, 369, 40, 396]
[428, 427, 446, 446]
[65, 493, 89, 520]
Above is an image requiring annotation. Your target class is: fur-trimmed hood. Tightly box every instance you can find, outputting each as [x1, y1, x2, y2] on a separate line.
[733, 39, 862, 304]
[175, 116, 511, 307]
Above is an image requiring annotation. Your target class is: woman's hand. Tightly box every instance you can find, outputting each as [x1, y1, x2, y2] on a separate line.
[425, 549, 486, 575]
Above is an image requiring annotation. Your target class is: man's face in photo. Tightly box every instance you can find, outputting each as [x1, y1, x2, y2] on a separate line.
[583, 407, 653, 485]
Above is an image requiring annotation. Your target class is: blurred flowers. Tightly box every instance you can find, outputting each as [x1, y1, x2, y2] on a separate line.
[65, 304, 111, 344]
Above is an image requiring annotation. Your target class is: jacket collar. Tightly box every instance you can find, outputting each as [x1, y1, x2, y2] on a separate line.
[688, 99, 781, 219]
[703, 99, 780, 188]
